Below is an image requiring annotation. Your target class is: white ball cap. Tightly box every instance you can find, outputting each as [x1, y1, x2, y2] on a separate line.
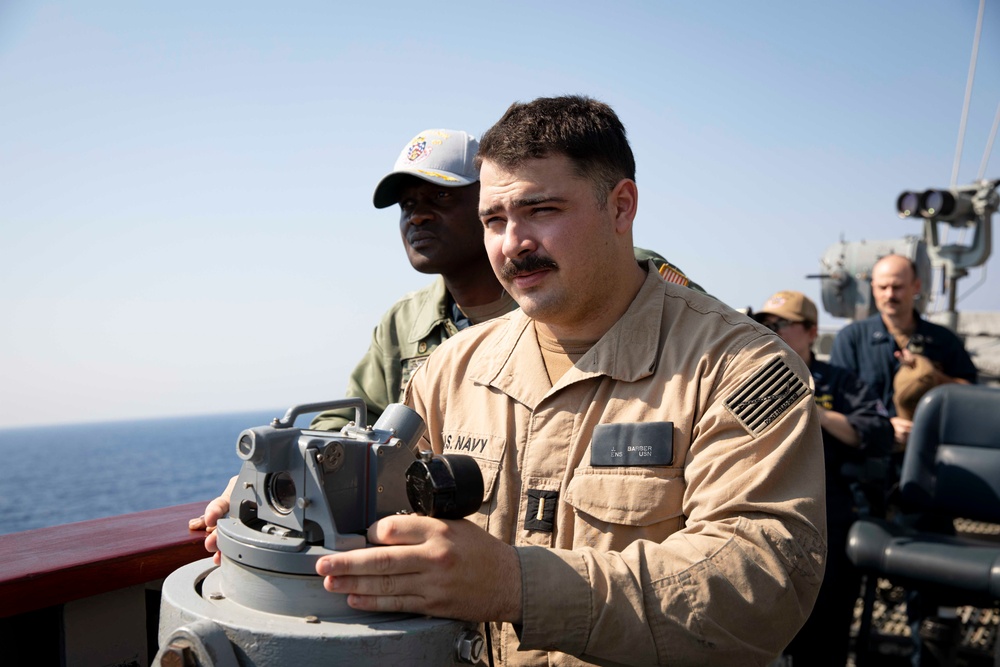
[372, 129, 479, 209]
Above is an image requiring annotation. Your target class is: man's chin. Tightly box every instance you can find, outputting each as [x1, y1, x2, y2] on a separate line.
[510, 292, 563, 322]
[407, 252, 444, 275]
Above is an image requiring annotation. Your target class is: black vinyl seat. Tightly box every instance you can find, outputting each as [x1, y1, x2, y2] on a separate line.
[847, 383, 1000, 664]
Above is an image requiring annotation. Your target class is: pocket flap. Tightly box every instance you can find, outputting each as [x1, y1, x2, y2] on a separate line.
[564, 469, 685, 526]
[475, 457, 501, 504]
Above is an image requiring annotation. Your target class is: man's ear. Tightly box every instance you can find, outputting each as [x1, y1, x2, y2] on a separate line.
[609, 178, 638, 234]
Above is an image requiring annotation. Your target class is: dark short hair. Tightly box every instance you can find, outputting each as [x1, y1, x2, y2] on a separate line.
[476, 95, 635, 206]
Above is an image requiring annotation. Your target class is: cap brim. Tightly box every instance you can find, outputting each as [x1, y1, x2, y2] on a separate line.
[754, 308, 803, 322]
[372, 170, 477, 209]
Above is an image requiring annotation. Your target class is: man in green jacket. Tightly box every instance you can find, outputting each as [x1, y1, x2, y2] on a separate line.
[308, 128, 705, 431]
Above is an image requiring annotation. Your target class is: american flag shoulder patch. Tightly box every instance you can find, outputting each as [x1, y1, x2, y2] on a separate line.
[725, 357, 810, 436]
[657, 262, 690, 286]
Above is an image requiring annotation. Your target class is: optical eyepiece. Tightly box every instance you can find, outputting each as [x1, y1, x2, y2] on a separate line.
[897, 187, 975, 221]
[266, 471, 298, 515]
[896, 191, 920, 218]
[405, 452, 484, 520]
[919, 190, 956, 218]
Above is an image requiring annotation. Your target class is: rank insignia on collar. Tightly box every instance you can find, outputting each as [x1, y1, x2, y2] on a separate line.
[725, 357, 809, 436]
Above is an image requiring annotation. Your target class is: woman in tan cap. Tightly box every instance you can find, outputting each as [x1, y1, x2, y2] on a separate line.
[755, 290, 893, 667]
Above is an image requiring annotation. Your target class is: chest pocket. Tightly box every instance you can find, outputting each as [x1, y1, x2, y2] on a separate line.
[440, 430, 507, 532]
[563, 468, 686, 551]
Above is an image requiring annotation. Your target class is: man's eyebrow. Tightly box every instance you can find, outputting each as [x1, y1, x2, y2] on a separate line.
[479, 195, 568, 218]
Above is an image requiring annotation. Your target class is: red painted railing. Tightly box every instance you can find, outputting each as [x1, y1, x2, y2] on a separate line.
[0, 501, 209, 618]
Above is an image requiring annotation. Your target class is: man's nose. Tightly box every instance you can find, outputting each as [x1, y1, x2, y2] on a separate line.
[502, 219, 537, 258]
[407, 202, 435, 226]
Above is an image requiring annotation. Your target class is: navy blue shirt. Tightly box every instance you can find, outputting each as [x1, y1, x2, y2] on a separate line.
[829, 312, 978, 417]
[811, 356, 893, 520]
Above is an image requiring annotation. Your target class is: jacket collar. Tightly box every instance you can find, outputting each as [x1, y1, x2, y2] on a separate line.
[469, 264, 665, 407]
[868, 310, 924, 345]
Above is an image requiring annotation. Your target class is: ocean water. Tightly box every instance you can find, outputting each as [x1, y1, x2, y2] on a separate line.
[0, 409, 285, 535]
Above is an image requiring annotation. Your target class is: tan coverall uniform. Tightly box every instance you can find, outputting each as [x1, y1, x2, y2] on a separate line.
[405, 266, 827, 666]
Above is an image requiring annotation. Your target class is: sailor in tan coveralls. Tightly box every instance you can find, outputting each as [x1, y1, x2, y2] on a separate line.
[202, 96, 826, 665]
[306, 96, 828, 666]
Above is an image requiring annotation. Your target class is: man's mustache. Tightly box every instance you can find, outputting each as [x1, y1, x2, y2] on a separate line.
[499, 255, 559, 281]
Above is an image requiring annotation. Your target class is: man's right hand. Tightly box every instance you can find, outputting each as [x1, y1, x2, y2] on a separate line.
[890, 416, 912, 451]
[894, 347, 918, 369]
[188, 476, 237, 565]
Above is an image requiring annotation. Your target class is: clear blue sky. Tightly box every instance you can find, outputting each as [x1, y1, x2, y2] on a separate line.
[1, 1, 998, 428]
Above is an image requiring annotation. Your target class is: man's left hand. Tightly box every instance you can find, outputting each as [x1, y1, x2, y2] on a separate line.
[315, 515, 523, 624]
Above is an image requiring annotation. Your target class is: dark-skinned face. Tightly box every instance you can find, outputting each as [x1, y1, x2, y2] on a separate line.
[397, 178, 486, 276]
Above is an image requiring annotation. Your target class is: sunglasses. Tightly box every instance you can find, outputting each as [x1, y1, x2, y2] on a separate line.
[762, 318, 798, 333]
